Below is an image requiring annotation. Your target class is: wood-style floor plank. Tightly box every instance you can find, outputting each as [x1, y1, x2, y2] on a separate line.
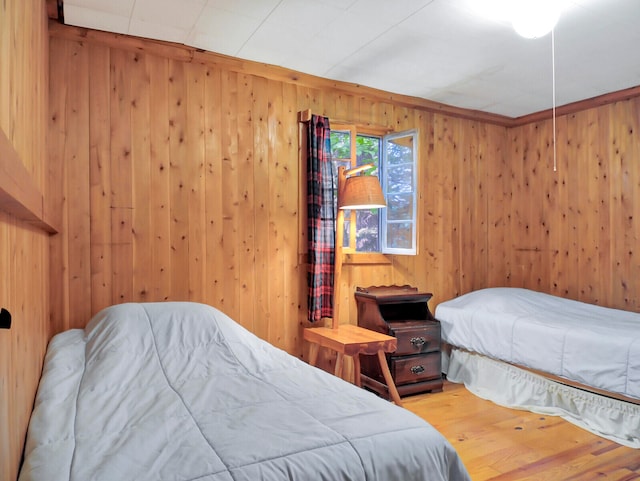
[403, 381, 640, 480]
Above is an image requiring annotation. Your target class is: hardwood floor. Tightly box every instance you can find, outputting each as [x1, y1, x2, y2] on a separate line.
[403, 381, 640, 480]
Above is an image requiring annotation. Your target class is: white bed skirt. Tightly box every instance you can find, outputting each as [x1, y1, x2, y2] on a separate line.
[443, 348, 640, 448]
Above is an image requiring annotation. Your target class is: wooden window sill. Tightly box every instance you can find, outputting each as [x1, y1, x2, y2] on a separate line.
[342, 253, 391, 265]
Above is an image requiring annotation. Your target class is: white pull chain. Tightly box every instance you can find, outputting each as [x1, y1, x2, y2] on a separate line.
[552, 28, 557, 172]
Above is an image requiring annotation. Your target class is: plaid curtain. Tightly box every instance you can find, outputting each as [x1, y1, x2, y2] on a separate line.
[307, 115, 335, 322]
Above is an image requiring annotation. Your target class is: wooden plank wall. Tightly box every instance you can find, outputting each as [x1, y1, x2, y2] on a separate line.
[47, 26, 501, 356]
[47, 25, 640, 368]
[0, 1, 50, 480]
[494, 101, 640, 311]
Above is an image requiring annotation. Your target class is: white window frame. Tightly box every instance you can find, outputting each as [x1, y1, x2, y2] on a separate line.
[381, 129, 418, 256]
[329, 125, 418, 256]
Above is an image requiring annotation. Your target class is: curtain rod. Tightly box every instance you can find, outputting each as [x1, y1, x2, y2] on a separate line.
[297, 110, 391, 133]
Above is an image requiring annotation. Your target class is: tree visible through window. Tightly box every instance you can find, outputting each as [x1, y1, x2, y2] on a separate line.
[330, 125, 417, 255]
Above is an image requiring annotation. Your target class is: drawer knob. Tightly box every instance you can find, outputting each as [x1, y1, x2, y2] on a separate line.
[410, 365, 425, 374]
[410, 336, 426, 348]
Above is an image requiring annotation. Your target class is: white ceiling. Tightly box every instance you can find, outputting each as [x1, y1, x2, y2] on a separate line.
[62, 0, 640, 118]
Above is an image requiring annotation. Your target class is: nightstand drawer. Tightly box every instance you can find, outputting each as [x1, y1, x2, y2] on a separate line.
[391, 352, 440, 385]
[390, 321, 440, 356]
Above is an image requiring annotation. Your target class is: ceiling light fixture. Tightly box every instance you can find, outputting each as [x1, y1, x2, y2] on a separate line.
[511, 1, 561, 38]
[469, 0, 564, 39]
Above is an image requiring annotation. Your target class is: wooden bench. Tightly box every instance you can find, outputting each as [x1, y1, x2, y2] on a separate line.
[303, 324, 402, 406]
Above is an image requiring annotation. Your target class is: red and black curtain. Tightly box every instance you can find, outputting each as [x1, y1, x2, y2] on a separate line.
[307, 115, 335, 322]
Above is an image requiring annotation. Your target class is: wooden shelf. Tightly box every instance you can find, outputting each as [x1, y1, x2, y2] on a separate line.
[0, 129, 57, 234]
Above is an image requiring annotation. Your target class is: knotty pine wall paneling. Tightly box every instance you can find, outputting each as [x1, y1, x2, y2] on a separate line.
[548, 115, 573, 298]
[131, 51, 154, 306]
[499, 99, 640, 311]
[48, 25, 640, 368]
[0, 1, 50, 479]
[47, 37, 68, 333]
[462, 120, 490, 293]
[236, 73, 254, 334]
[68, 38, 92, 323]
[149, 56, 173, 305]
[252, 75, 271, 344]
[557, 115, 581, 298]
[282, 81, 303, 353]
[88, 44, 114, 316]
[430, 114, 458, 299]
[584, 107, 610, 302]
[219, 69, 239, 318]
[427, 114, 502, 304]
[45, 25, 501, 358]
[608, 100, 639, 309]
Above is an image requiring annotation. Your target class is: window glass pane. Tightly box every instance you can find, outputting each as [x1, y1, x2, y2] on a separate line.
[356, 135, 380, 170]
[330, 131, 351, 160]
[343, 210, 351, 248]
[332, 159, 351, 174]
[386, 222, 413, 249]
[356, 209, 380, 252]
[355, 134, 381, 252]
[387, 193, 413, 221]
[343, 206, 381, 251]
[386, 136, 414, 165]
[332, 158, 350, 210]
[387, 164, 413, 193]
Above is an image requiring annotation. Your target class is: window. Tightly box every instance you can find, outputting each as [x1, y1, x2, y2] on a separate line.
[330, 125, 417, 256]
[381, 130, 418, 255]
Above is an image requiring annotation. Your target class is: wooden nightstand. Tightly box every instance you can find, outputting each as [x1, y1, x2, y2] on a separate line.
[355, 285, 443, 399]
[303, 324, 403, 406]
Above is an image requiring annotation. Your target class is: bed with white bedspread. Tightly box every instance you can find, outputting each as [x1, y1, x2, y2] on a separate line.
[20, 302, 471, 481]
[435, 287, 640, 447]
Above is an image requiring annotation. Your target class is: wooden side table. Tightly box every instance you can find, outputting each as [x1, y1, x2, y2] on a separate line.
[355, 285, 443, 399]
[303, 324, 403, 406]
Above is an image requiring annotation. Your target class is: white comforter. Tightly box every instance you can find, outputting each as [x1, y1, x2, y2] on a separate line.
[436, 287, 640, 400]
[20, 302, 470, 481]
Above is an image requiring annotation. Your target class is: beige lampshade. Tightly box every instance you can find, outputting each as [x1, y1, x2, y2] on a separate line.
[339, 175, 386, 210]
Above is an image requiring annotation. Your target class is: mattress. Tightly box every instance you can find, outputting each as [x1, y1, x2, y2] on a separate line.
[435, 287, 640, 400]
[20, 302, 470, 481]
